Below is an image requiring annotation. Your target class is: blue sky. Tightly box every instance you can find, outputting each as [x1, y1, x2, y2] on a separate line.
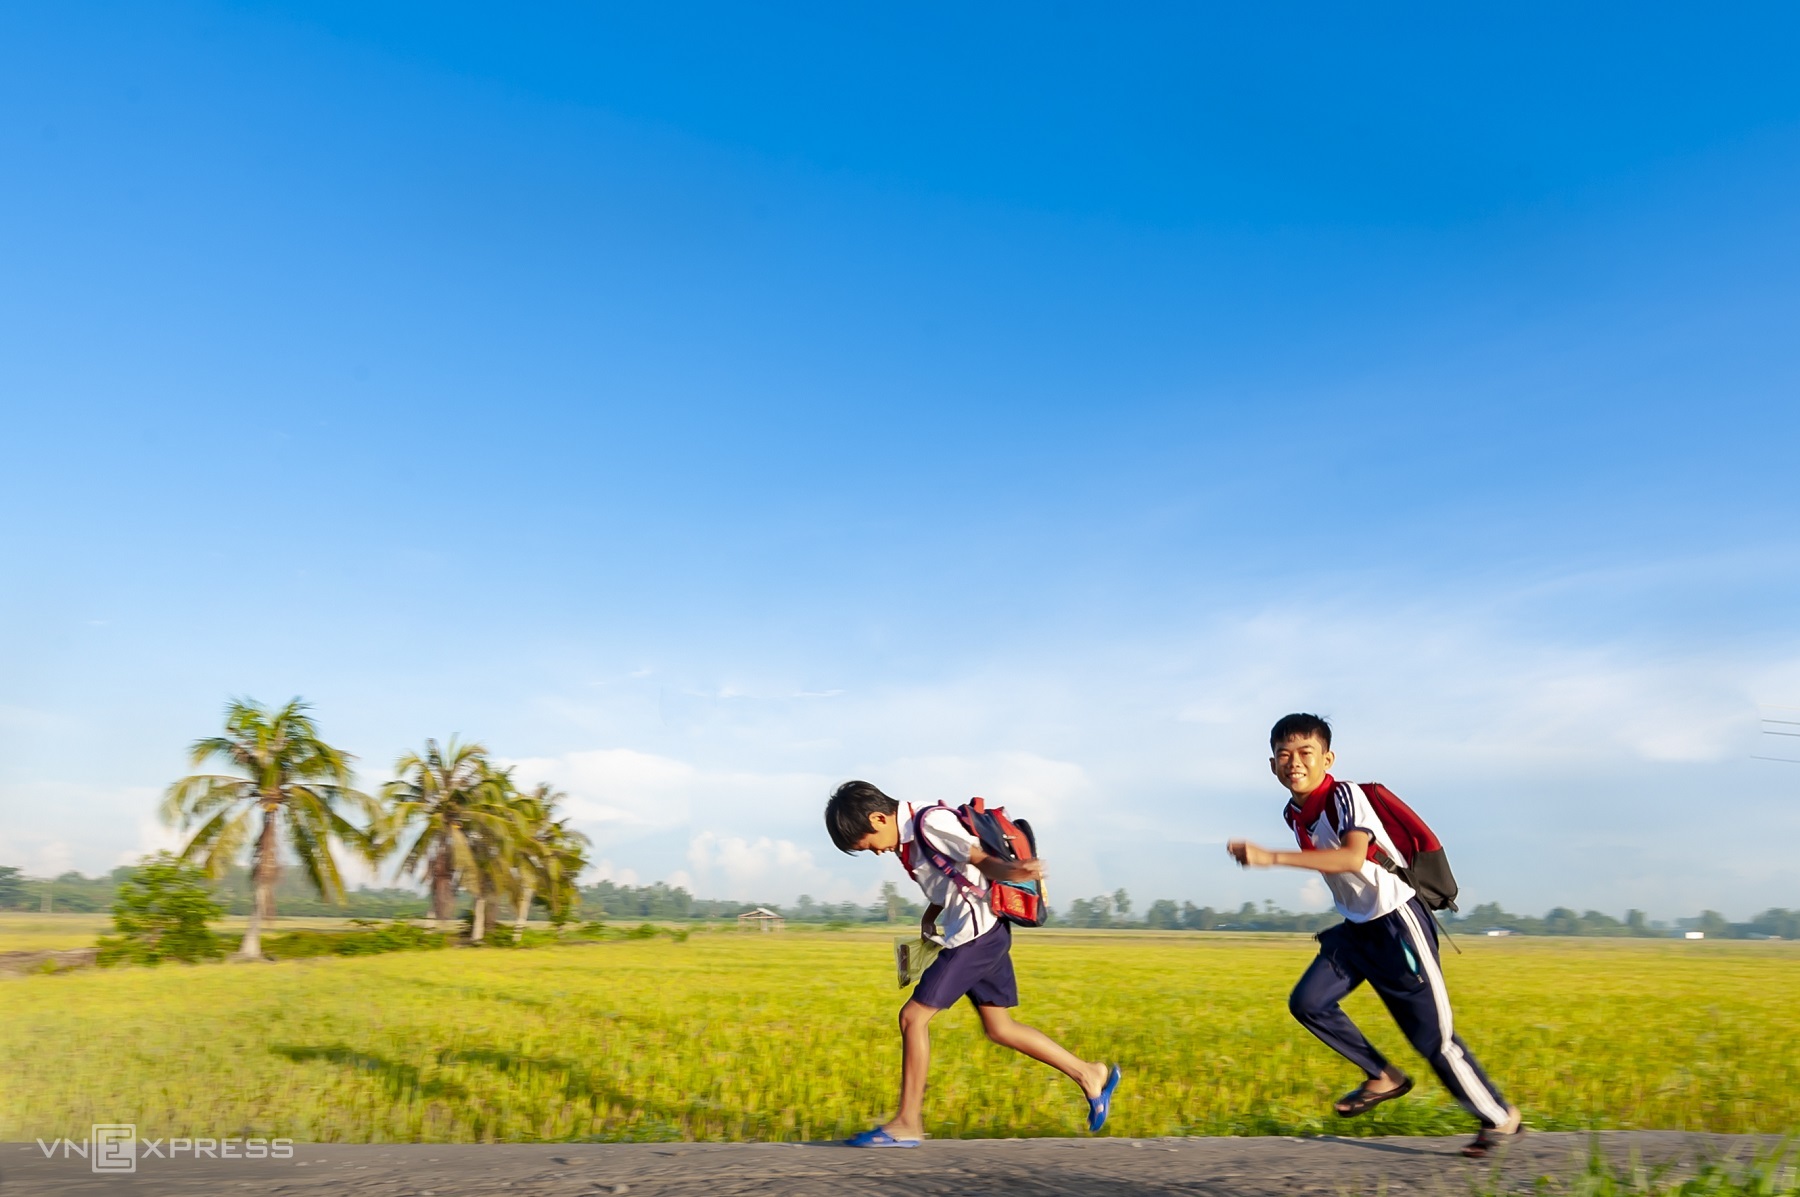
[3, 3, 1798, 918]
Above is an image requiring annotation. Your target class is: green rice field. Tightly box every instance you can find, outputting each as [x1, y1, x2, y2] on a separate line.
[0, 912, 111, 951]
[2, 921, 1795, 1143]
[0, 913, 378, 952]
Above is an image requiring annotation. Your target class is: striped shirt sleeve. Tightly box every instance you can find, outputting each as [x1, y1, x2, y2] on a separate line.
[1338, 783, 1383, 845]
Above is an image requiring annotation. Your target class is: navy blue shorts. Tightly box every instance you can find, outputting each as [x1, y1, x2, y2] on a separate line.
[913, 922, 1018, 1009]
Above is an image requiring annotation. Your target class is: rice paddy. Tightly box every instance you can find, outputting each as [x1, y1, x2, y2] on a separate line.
[2, 923, 1795, 1144]
[0, 913, 112, 951]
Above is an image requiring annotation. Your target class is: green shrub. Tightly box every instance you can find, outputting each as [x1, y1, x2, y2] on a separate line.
[260, 930, 343, 960]
[262, 920, 450, 960]
[97, 853, 225, 966]
[560, 920, 686, 944]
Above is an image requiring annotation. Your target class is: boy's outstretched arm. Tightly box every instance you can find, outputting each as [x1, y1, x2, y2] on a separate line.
[1227, 830, 1371, 875]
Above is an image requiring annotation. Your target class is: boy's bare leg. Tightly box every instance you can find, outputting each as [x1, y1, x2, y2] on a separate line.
[975, 1004, 1111, 1098]
[882, 999, 940, 1140]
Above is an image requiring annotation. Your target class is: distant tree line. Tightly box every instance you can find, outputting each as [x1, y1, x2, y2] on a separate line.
[577, 879, 928, 924]
[8, 855, 1797, 940]
[1062, 895, 1800, 938]
[1059, 892, 1340, 932]
[1443, 901, 1800, 940]
[7, 855, 1795, 940]
[0, 863, 433, 918]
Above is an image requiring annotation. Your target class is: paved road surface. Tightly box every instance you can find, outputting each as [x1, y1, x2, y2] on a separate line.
[2, 1133, 1779, 1196]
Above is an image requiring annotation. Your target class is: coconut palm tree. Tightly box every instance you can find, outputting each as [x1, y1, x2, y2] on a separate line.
[509, 781, 591, 938]
[162, 697, 375, 959]
[380, 739, 520, 936]
[462, 762, 527, 943]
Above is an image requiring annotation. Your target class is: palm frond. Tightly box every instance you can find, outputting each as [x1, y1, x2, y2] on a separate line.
[179, 806, 251, 877]
[286, 808, 346, 904]
[161, 775, 253, 826]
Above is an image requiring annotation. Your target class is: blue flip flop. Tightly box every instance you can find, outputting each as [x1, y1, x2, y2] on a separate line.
[1087, 1065, 1122, 1133]
[845, 1126, 921, 1148]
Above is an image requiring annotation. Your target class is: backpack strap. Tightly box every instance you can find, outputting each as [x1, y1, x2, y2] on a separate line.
[910, 802, 986, 900]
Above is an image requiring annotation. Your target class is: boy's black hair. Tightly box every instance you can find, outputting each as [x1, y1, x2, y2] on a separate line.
[1270, 712, 1332, 750]
[825, 780, 899, 853]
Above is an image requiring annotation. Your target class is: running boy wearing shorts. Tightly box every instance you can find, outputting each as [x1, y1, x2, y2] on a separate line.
[825, 780, 1121, 1147]
[1227, 714, 1524, 1158]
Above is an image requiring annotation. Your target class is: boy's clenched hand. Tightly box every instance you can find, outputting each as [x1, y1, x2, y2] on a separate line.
[1227, 839, 1275, 868]
[966, 839, 1046, 883]
[976, 854, 1046, 883]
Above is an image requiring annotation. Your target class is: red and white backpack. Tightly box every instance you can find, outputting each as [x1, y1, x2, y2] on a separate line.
[903, 798, 1049, 928]
[1286, 780, 1460, 912]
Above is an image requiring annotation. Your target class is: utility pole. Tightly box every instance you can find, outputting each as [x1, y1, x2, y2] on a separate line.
[1756, 706, 1800, 764]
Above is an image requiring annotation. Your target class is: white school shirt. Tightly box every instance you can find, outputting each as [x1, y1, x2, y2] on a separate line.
[898, 802, 998, 949]
[1287, 777, 1416, 923]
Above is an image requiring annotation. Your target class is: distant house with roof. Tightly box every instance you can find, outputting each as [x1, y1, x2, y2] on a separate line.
[737, 906, 785, 932]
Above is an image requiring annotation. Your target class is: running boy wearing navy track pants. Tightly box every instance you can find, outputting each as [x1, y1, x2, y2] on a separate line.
[825, 781, 1120, 1147]
[1227, 714, 1523, 1158]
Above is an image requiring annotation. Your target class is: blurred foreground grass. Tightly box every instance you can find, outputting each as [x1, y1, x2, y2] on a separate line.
[2, 928, 1795, 1142]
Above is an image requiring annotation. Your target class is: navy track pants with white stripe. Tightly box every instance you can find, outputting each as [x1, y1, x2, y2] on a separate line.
[1289, 897, 1511, 1128]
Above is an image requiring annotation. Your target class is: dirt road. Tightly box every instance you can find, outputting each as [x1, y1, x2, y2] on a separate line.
[3, 1132, 1778, 1196]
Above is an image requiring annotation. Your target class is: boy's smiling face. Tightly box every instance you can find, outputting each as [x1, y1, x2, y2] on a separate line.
[1271, 733, 1335, 798]
[851, 809, 902, 855]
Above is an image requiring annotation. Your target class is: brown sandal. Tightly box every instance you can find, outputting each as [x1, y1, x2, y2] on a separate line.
[1462, 1123, 1526, 1158]
[1333, 1073, 1414, 1117]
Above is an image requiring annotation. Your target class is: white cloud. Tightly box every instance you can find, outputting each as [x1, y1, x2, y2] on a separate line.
[685, 831, 863, 903]
[481, 599, 1800, 918]
[500, 743, 1105, 902]
[32, 840, 72, 877]
[506, 748, 699, 833]
[875, 752, 1096, 832]
[1147, 604, 1778, 775]
[117, 814, 185, 866]
[0, 782, 161, 876]
[503, 748, 834, 840]
[8, 565, 1800, 919]
[585, 858, 641, 887]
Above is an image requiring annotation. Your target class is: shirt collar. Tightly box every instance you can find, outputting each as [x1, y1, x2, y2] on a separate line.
[1285, 773, 1337, 828]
